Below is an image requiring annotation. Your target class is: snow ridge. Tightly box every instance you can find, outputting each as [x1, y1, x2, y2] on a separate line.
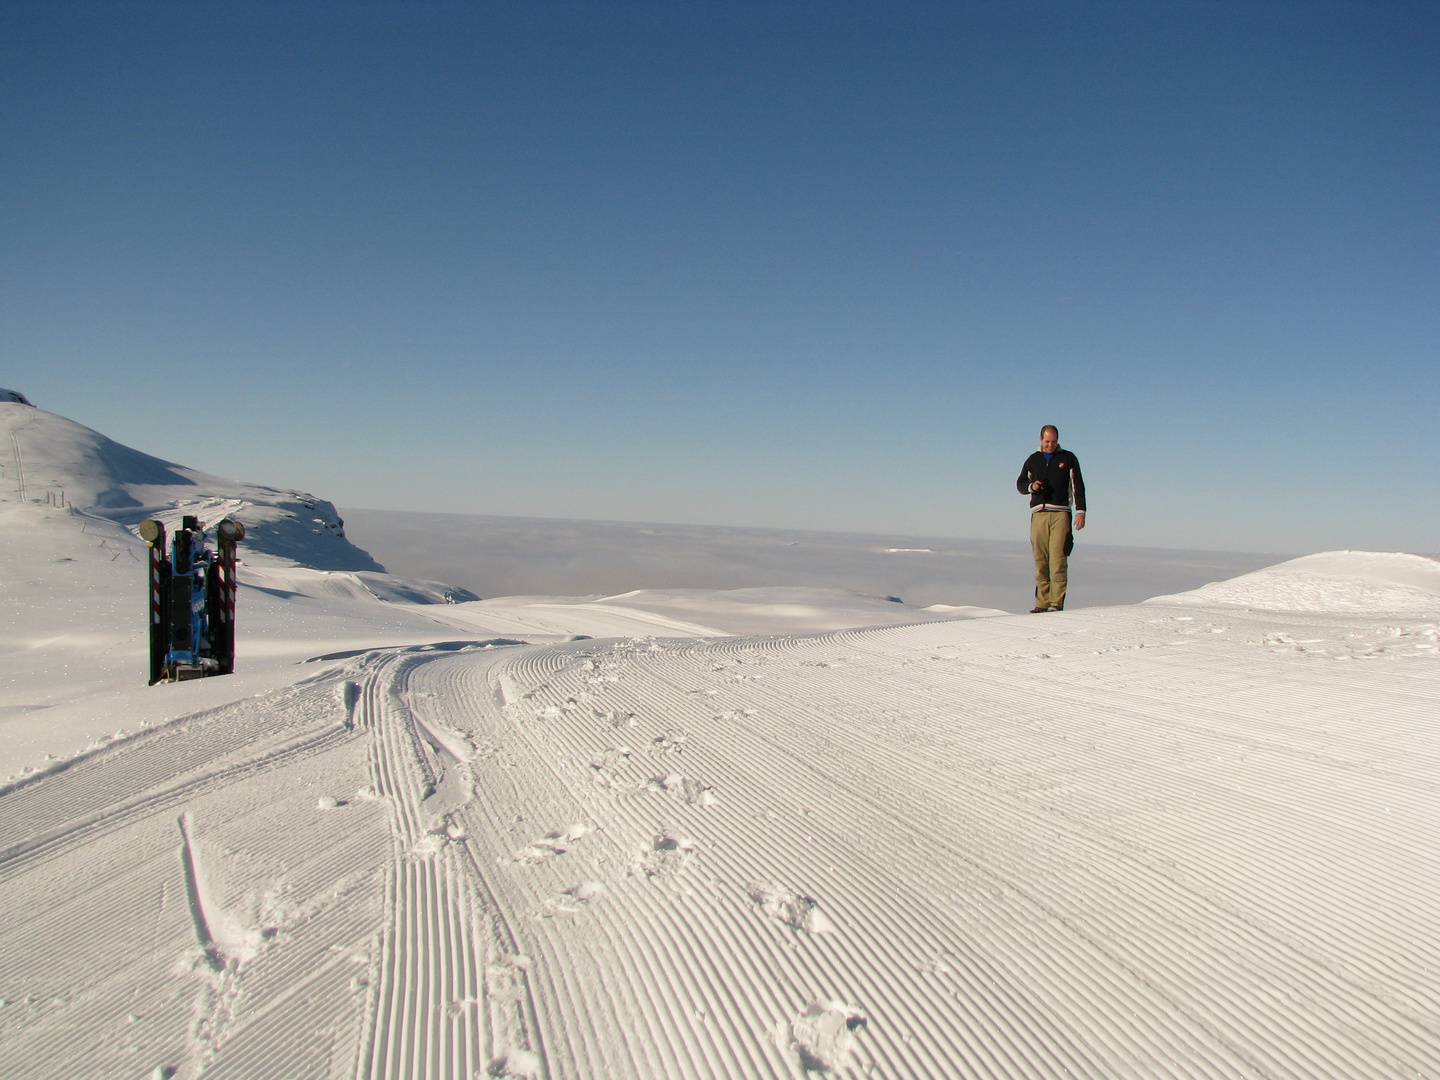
[0, 402, 384, 572]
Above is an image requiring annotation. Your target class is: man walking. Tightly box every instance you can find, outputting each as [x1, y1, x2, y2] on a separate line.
[1017, 425, 1086, 612]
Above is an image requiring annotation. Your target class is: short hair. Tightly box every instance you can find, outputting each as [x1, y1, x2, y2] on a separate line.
[1040, 425, 1058, 439]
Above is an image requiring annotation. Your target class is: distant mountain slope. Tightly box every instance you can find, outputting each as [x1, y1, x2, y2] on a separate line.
[0, 401, 384, 572]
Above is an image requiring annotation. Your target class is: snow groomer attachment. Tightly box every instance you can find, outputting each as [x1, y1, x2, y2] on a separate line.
[139, 515, 245, 684]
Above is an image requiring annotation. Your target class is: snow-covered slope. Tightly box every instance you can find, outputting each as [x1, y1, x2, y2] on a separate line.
[0, 400, 382, 572]
[0, 402, 990, 780]
[1149, 549, 1440, 614]
[1, 545, 1436, 1078]
[598, 585, 1005, 635]
[1, 400, 1437, 1079]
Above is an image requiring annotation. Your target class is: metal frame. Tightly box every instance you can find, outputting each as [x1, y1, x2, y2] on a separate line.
[141, 515, 244, 684]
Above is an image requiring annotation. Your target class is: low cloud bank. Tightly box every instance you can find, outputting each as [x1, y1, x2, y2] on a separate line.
[342, 508, 1289, 612]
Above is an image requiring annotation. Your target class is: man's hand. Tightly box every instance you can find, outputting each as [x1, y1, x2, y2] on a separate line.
[1075, 512, 1086, 530]
[1030, 481, 1043, 492]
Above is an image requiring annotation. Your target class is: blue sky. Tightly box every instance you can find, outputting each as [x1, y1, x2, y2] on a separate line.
[3, 1, 1436, 553]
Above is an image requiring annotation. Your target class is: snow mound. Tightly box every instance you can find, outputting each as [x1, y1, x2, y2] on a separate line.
[598, 586, 1002, 635]
[1147, 551, 1440, 614]
[0, 402, 383, 572]
[241, 565, 479, 604]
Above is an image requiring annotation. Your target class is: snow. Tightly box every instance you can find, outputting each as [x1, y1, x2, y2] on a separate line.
[2, 400, 1438, 1078]
[2, 402, 379, 570]
[1149, 549, 1440, 613]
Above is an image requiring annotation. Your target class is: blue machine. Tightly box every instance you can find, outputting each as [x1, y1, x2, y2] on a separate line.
[139, 515, 245, 684]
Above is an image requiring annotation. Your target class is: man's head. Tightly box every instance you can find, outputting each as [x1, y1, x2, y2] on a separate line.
[1039, 425, 1059, 453]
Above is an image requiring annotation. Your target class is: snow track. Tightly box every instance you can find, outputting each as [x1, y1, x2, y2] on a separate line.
[9, 429, 26, 502]
[0, 681, 353, 872]
[0, 673, 391, 1080]
[1, 598, 1436, 1077]
[399, 607, 1440, 1079]
[355, 650, 543, 1080]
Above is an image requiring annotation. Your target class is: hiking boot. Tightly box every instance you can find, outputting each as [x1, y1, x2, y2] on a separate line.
[1029, 606, 1049, 613]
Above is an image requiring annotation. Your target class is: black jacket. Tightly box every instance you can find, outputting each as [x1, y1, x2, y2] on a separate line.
[1017, 449, 1086, 514]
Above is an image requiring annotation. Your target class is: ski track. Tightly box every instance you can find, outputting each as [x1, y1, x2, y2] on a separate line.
[1, 603, 1436, 1077]
[9, 429, 26, 502]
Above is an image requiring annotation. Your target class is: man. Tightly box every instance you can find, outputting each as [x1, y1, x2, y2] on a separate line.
[1016, 425, 1085, 612]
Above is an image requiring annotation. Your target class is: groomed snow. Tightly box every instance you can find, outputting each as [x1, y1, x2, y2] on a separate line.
[2, 401, 1437, 1079]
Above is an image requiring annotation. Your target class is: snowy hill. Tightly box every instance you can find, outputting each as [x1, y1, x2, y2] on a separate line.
[1150, 549, 1440, 614]
[0, 400, 383, 572]
[0, 537, 1435, 1077]
[1, 398, 1437, 1079]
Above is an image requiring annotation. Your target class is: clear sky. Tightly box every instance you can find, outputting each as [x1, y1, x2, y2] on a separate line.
[3, 1, 1436, 553]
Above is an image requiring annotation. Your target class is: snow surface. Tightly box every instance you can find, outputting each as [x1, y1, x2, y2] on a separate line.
[2, 401, 1438, 1079]
[1148, 549, 1440, 614]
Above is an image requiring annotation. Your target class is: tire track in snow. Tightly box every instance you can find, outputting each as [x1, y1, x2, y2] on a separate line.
[0, 670, 390, 1080]
[0, 702, 354, 880]
[617, 649, 1120, 1079]
[814, 618, 1439, 1073]
[444, 618, 1440, 1078]
[422, 647, 790, 1079]
[668, 630, 1440, 1077]
[444, 642, 1015, 1078]
[357, 651, 544, 1080]
[570, 642, 1169, 1077]
[806, 618, 1440, 1024]
[590, 642, 1094, 1080]
[92, 612, 1408, 1077]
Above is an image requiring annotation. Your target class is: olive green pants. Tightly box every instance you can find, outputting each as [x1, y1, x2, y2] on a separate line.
[1030, 510, 1071, 610]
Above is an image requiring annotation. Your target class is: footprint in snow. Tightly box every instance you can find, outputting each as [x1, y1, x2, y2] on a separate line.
[776, 1001, 867, 1074]
[595, 708, 636, 728]
[512, 824, 588, 865]
[589, 746, 634, 790]
[336, 680, 360, 727]
[747, 885, 835, 934]
[648, 773, 717, 806]
[632, 833, 695, 879]
[488, 1046, 543, 1077]
[650, 728, 688, 753]
[484, 961, 529, 1008]
[411, 831, 449, 857]
[539, 881, 605, 918]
